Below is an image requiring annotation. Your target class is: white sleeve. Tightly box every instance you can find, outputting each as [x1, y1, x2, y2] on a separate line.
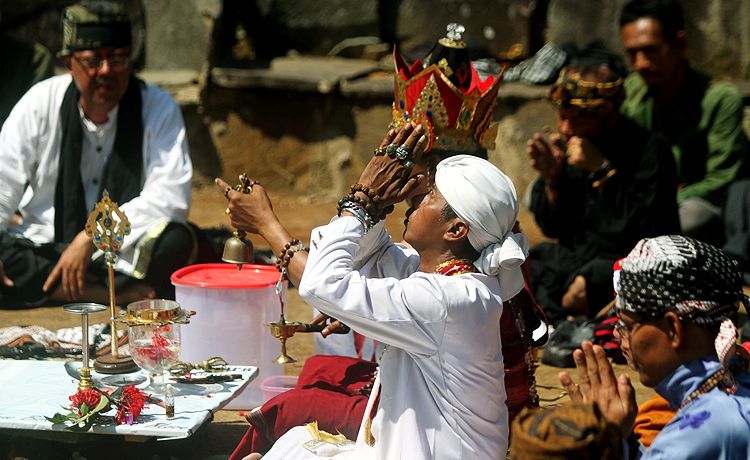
[0, 88, 43, 232]
[299, 216, 446, 356]
[116, 87, 192, 251]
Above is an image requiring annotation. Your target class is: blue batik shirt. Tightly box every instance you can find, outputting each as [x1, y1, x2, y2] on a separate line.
[637, 356, 750, 459]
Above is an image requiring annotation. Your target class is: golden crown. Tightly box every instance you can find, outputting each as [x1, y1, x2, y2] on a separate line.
[391, 24, 505, 154]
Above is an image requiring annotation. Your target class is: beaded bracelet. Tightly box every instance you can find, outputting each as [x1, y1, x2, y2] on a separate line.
[338, 200, 375, 232]
[350, 183, 377, 201]
[338, 193, 381, 225]
[275, 239, 309, 276]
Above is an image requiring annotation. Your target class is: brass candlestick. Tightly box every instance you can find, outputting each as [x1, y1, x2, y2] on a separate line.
[265, 270, 348, 364]
[63, 303, 108, 390]
[267, 271, 295, 363]
[84, 190, 138, 374]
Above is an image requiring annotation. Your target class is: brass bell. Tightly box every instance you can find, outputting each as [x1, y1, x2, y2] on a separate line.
[222, 229, 254, 270]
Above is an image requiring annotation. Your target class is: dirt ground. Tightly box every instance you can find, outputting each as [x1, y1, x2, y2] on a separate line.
[0, 184, 655, 460]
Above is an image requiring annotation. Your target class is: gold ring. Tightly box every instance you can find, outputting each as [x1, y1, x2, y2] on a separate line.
[374, 147, 386, 156]
[225, 207, 231, 215]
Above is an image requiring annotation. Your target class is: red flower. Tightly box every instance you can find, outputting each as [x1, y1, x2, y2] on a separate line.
[114, 385, 146, 425]
[69, 388, 101, 416]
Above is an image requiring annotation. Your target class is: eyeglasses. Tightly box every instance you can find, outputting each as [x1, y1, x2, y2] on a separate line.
[614, 318, 633, 340]
[73, 54, 130, 71]
[614, 314, 661, 340]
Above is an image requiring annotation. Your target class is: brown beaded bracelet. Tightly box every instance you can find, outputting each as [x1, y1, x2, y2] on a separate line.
[350, 183, 380, 201]
[275, 239, 309, 276]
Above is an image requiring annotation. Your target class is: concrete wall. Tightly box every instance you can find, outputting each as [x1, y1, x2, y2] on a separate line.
[4, 1, 750, 77]
[549, 0, 750, 80]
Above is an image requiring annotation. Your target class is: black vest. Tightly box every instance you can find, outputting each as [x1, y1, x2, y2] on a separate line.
[54, 76, 144, 243]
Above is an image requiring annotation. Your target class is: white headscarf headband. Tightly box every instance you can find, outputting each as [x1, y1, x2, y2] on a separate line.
[434, 155, 529, 301]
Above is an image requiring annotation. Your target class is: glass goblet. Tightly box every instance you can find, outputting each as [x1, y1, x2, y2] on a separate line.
[127, 300, 182, 391]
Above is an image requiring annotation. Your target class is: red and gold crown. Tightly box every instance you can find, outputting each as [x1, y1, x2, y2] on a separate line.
[391, 23, 505, 154]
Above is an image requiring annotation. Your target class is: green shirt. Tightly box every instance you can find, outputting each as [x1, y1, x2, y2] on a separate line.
[621, 66, 749, 205]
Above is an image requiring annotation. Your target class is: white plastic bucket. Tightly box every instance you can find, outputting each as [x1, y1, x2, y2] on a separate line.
[261, 375, 299, 402]
[171, 263, 284, 409]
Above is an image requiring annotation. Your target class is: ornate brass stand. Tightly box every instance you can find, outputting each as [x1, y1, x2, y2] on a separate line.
[84, 191, 139, 374]
[63, 303, 108, 390]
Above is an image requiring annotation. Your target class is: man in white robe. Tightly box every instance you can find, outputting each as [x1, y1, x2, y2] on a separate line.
[255, 124, 528, 460]
[0, 1, 192, 308]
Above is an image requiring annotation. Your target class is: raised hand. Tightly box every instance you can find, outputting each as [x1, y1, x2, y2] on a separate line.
[216, 177, 278, 237]
[527, 132, 565, 185]
[356, 123, 430, 211]
[558, 340, 637, 437]
[566, 136, 606, 173]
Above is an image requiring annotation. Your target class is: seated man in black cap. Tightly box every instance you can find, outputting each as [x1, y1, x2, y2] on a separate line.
[0, 0, 194, 308]
[526, 47, 679, 325]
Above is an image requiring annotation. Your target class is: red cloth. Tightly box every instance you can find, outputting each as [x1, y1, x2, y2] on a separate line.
[229, 356, 376, 459]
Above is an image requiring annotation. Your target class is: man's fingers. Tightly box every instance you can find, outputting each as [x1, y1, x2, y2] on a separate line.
[76, 267, 86, 299]
[378, 129, 397, 149]
[594, 342, 618, 390]
[391, 123, 415, 148]
[63, 267, 76, 301]
[399, 174, 426, 201]
[311, 313, 334, 326]
[581, 340, 602, 388]
[618, 374, 636, 406]
[572, 348, 592, 395]
[43, 265, 61, 292]
[215, 177, 231, 190]
[559, 371, 583, 402]
[401, 124, 424, 153]
[411, 134, 428, 162]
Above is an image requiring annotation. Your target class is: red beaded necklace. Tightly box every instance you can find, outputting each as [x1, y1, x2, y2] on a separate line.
[434, 257, 477, 276]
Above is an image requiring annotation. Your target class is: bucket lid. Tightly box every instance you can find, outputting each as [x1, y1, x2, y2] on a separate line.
[171, 263, 281, 289]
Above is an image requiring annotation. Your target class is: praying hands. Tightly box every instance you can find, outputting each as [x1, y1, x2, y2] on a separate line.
[558, 340, 638, 437]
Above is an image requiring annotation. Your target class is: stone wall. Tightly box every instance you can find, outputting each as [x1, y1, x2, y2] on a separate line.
[549, 0, 750, 80]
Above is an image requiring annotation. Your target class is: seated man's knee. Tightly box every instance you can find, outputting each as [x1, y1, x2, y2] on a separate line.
[561, 275, 588, 314]
[145, 222, 196, 298]
[679, 198, 722, 240]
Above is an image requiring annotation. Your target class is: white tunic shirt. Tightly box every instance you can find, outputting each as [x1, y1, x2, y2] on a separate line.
[266, 216, 508, 460]
[0, 74, 192, 276]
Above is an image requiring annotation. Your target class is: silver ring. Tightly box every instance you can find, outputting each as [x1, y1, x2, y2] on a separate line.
[395, 144, 409, 161]
[403, 160, 414, 169]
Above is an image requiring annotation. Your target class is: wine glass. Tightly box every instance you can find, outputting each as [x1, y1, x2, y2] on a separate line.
[127, 299, 182, 391]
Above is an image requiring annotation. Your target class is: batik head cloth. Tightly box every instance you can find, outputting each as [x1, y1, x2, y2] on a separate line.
[434, 155, 528, 300]
[510, 402, 624, 460]
[616, 235, 745, 325]
[548, 67, 624, 110]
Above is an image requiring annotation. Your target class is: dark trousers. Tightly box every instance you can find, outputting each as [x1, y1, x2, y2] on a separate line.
[529, 242, 616, 325]
[0, 222, 194, 309]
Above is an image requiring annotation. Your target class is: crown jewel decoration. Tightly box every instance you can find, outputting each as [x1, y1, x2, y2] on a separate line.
[391, 23, 505, 154]
[442, 23, 466, 47]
